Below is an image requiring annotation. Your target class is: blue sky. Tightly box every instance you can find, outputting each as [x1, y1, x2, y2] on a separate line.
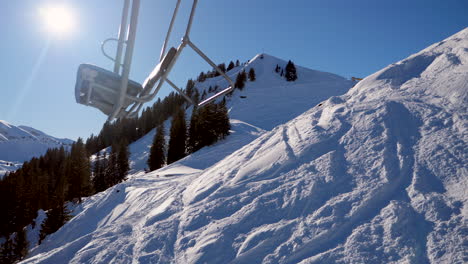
[0, 0, 466, 140]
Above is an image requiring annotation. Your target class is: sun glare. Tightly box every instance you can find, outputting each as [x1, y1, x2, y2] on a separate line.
[39, 5, 75, 36]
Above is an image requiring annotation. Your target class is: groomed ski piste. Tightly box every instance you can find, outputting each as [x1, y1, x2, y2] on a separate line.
[23, 28, 467, 263]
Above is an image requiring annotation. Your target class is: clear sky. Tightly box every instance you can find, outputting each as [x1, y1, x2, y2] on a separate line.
[0, 0, 466, 140]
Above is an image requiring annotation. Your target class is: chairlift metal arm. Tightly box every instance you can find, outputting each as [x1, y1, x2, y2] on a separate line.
[160, 0, 181, 62]
[114, 0, 130, 74]
[185, 0, 198, 37]
[124, 40, 187, 118]
[183, 0, 235, 95]
[108, 0, 140, 121]
[126, 0, 234, 115]
[165, 78, 194, 104]
[198, 86, 233, 107]
[186, 39, 235, 89]
[114, 0, 174, 119]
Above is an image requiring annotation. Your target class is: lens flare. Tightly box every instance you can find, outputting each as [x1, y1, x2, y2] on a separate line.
[39, 5, 75, 35]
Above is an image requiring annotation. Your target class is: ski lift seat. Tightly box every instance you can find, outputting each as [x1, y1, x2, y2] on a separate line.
[75, 64, 143, 116]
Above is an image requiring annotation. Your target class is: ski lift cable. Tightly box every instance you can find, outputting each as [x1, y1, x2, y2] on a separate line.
[75, 0, 235, 122]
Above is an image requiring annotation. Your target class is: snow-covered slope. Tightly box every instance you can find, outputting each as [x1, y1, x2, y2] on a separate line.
[128, 54, 352, 172]
[24, 28, 467, 263]
[0, 120, 73, 175]
[199, 53, 353, 130]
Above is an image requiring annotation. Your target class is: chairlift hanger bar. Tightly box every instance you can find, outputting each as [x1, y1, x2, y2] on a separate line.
[114, 0, 130, 74]
[160, 0, 181, 62]
[113, 0, 234, 121]
[108, 0, 140, 121]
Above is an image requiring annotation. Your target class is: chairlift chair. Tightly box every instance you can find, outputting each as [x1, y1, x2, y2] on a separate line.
[75, 64, 143, 116]
[75, 0, 235, 121]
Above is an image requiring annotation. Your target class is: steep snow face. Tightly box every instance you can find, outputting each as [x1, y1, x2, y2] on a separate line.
[24, 28, 467, 264]
[0, 120, 73, 175]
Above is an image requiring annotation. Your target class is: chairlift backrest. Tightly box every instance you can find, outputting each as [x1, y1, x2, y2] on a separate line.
[75, 64, 143, 116]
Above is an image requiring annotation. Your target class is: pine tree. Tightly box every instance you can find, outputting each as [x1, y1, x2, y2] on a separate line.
[13, 227, 28, 260]
[67, 138, 91, 203]
[0, 237, 14, 263]
[248, 68, 256, 81]
[167, 108, 187, 164]
[105, 147, 118, 186]
[192, 89, 200, 105]
[235, 60, 240, 67]
[39, 200, 71, 244]
[285, 60, 298, 81]
[148, 124, 166, 171]
[0, 227, 29, 263]
[235, 70, 247, 90]
[218, 100, 231, 138]
[216, 63, 226, 74]
[197, 72, 206, 82]
[188, 106, 200, 153]
[101, 152, 112, 188]
[116, 140, 130, 183]
[188, 102, 230, 153]
[92, 152, 107, 193]
[185, 79, 195, 99]
[227, 61, 235, 71]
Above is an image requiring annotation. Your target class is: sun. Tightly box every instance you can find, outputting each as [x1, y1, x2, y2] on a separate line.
[39, 5, 76, 36]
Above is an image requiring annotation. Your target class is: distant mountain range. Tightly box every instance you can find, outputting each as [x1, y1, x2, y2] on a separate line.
[0, 120, 73, 176]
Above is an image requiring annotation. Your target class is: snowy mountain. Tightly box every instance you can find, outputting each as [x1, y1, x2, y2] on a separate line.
[23, 28, 467, 264]
[0, 120, 73, 176]
[128, 53, 353, 172]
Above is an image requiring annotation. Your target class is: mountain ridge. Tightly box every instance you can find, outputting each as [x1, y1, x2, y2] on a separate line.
[0, 120, 73, 176]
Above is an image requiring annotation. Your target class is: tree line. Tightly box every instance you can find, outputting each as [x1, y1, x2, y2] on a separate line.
[84, 91, 188, 155]
[148, 101, 230, 171]
[147, 66, 259, 171]
[196, 59, 241, 82]
[0, 139, 130, 263]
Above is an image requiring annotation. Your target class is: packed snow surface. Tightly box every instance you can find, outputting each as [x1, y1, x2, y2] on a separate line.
[24, 28, 467, 263]
[0, 120, 73, 176]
